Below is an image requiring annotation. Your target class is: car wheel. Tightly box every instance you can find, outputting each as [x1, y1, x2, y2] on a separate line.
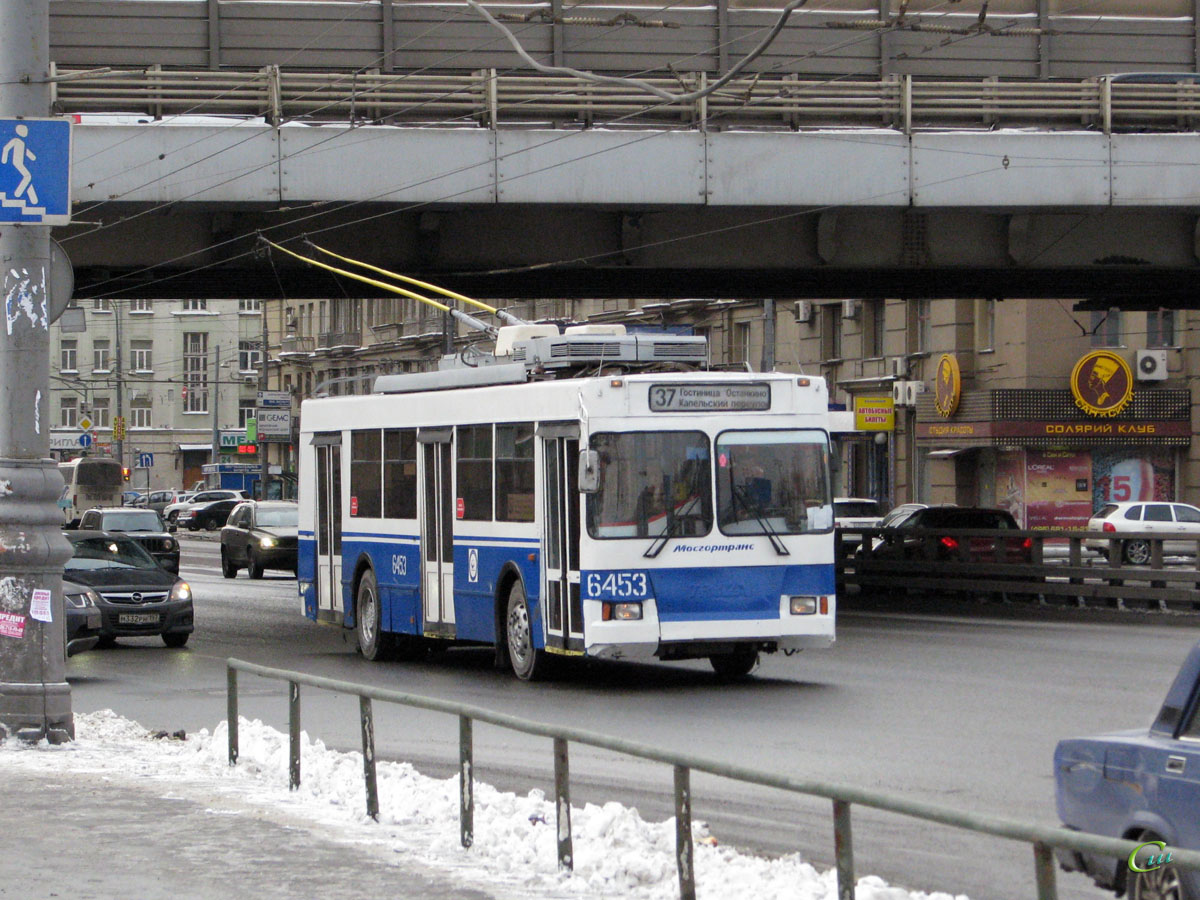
[505, 580, 548, 681]
[355, 569, 393, 661]
[167, 511, 179, 524]
[220, 548, 237, 579]
[1123, 539, 1152, 566]
[1128, 832, 1184, 900]
[162, 633, 189, 648]
[709, 644, 758, 678]
[204, 519, 220, 532]
[248, 548, 264, 580]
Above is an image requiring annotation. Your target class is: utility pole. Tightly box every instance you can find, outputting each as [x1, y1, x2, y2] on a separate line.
[114, 298, 124, 469]
[210, 344, 221, 469]
[259, 305, 269, 499]
[0, 0, 74, 742]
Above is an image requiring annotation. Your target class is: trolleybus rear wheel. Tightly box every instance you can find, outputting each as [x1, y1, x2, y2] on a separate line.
[356, 569, 393, 661]
[505, 581, 547, 681]
[709, 644, 758, 678]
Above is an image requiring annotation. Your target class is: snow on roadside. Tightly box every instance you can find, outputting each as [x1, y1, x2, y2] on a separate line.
[1, 710, 968, 900]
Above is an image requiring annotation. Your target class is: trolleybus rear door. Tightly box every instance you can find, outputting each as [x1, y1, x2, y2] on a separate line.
[313, 435, 343, 618]
[420, 428, 455, 635]
[540, 426, 583, 652]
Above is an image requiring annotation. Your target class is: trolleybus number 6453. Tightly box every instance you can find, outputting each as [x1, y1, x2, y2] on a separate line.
[585, 571, 650, 599]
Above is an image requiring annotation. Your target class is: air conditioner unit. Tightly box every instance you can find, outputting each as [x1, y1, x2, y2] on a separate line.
[889, 356, 908, 378]
[793, 300, 814, 325]
[1135, 348, 1168, 381]
[841, 299, 860, 320]
[905, 380, 926, 407]
[892, 380, 909, 406]
[243, 374, 258, 384]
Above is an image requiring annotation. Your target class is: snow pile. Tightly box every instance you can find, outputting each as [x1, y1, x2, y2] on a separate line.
[2, 711, 968, 900]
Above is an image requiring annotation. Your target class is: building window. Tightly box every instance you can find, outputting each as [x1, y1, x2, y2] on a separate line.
[821, 304, 842, 360]
[908, 299, 932, 353]
[1090, 309, 1122, 348]
[92, 339, 111, 372]
[60, 340, 77, 372]
[130, 299, 153, 314]
[238, 401, 256, 429]
[350, 430, 383, 518]
[183, 332, 209, 413]
[181, 299, 207, 312]
[1147, 308, 1175, 347]
[92, 397, 110, 428]
[975, 299, 996, 352]
[92, 298, 111, 314]
[456, 425, 493, 521]
[129, 399, 152, 428]
[60, 396, 77, 428]
[130, 339, 152, 372]
[731, 321, 752, 365]
[238, 340, 261, 373]
[864, 299, 885, 358]
[239, 299, 262, 314]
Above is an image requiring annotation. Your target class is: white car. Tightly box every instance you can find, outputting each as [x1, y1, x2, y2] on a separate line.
[163, 489, 249, 524]
[1084, 501, 1200, 564]
[833, 497, 882, 551]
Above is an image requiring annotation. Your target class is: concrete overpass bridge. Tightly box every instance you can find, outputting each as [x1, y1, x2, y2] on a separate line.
[43, 1, 1200, 303]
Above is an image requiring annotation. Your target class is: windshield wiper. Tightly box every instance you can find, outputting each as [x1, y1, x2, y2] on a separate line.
[643, 494, 704, 559]
[732, 485, 789, 556]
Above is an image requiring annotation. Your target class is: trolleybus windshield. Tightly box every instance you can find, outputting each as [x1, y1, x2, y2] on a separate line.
[715, 430, 832, 536]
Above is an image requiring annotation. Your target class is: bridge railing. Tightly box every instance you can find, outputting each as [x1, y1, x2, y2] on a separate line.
[50, 66, 1200, 132]
[225, 657, 1200, 900]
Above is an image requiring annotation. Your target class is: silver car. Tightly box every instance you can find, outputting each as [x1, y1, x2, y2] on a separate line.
[1084, 501, 1200, 564]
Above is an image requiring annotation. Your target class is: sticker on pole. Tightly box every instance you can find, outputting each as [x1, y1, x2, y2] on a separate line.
[29, 589, 52, 623]
[0, 611, 26, 639]
[0, 118, 72, 225]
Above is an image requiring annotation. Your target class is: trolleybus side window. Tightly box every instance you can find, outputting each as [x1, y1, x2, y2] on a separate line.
[586, 432, 712, 540]
[350, 429, 383, 518]
[715, 429, 832, 536]
[383, 428, 417, 519]
[457, 425, 493, 521]
[496, 423, 535, 522]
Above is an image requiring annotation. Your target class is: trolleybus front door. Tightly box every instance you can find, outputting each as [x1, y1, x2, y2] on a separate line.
[314, 437, 343, 619]
[542, 431, 583, 652]
[420, 429, 455, 636]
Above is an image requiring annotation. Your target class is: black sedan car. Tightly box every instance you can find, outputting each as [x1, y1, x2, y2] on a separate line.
[178, 498, 239, 531]
[63, 579, 102, 657]
[63, 531, 194, 648]
[77, 507, 180, 573]
[220, 500, 298, 578]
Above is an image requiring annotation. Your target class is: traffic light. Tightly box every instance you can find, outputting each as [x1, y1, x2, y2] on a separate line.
[181, 386, 188, 402]
[122, 467, 131, 482]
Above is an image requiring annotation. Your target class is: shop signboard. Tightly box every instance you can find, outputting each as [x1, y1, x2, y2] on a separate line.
[853, 395, 894, 431]
[1070, 350, 1133, 417]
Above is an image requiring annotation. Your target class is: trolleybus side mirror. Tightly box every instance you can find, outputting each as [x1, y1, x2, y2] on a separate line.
[579, 449, 601, 493]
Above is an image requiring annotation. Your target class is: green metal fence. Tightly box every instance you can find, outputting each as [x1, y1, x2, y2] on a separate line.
[226, 658, 1200, 900]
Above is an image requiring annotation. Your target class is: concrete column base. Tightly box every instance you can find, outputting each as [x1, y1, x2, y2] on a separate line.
[0, 680, 74, 743]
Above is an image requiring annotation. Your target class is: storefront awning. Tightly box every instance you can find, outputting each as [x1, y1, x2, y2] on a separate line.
[927, 448, 970, 458]
[178, 443, 211, 452]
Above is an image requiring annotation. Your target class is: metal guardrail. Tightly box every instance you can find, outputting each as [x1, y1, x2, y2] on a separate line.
[227, 657, 1200, 900]
[840, 527, 1200, 612]
[51, 66, 1200, 133]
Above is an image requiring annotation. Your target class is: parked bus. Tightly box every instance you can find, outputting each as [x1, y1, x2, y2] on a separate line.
[298, 327, 836, 679]
[58, 456, 125, 526]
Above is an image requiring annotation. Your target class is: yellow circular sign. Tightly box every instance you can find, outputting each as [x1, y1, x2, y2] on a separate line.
[933, 353, 961, 418]
[1070, 350, 1133, 417]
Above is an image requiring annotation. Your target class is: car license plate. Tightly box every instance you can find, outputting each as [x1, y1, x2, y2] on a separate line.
[118, 612, 161, 625]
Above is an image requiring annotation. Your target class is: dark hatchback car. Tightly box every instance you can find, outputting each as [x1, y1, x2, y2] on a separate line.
[63, 579, 102, 657]
[1056, 639, 1200, 899]
[220, 500, 298, 578]
[64, 531, 194, 648]
[77, 507, 179, 573]
[862, 506, 1031, 563]
[179, 498, 239, 531]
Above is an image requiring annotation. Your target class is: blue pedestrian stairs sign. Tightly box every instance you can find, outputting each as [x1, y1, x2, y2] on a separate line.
[0, 118, 71, 225]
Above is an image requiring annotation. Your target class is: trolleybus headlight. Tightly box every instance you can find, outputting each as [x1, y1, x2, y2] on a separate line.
[789, 596, 819, 615]
[602, 602, 643, 621]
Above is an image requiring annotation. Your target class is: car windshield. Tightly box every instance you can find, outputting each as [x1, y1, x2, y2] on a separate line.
[835, 500, 879, 519]
[102, 511, 164, 532]
[66, 536, 160, 571]
[257, 507, 298, 527]
[715, 429, 831, 536]
[587, 431, 712, 539]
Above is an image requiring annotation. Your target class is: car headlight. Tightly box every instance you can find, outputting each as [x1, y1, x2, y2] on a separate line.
[65, 590, 97, 608]
[169, 581, 192, 602]
[163, 538, 175, 551]
[258, 536, 277, 549]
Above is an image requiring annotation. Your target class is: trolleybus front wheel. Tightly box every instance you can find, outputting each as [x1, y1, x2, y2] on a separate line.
[709, 644, 758, 678]
[505, 581, 548, 681]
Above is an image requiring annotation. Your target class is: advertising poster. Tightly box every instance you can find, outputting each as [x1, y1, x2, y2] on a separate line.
[1025, 450, 1093, 530]
[1091, 449, 1175, 509]
[995, 451, 1026, 527]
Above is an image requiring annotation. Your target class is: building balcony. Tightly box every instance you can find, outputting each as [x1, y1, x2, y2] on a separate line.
[317, 330, 361, 352]
[280, 335, 314, 354]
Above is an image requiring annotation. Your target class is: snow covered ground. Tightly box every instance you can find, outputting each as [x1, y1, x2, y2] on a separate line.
[1, 711, 967, 900]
